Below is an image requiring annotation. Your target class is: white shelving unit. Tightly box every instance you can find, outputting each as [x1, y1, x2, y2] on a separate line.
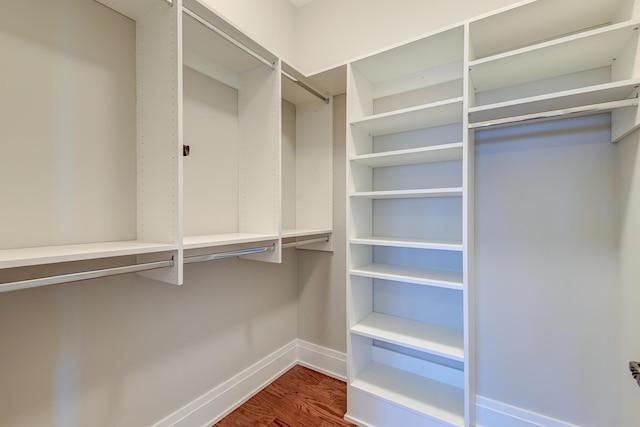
[346, 24, 469, 427]
[181, 0, 281, 263]
[0, 0, 181, 291]
[346, 0, 640, 425]
[281, 64, 334, 252]
[467, 0, 640, 140]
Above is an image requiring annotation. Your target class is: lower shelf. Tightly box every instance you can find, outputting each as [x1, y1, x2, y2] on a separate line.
[183, 233, 279, 250]
[351, 362, 464, 427]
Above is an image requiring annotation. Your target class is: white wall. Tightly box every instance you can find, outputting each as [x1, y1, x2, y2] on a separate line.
[294, 0, 524, 73]
[199, 0, 297, 65]
[475, 115, 624, 426]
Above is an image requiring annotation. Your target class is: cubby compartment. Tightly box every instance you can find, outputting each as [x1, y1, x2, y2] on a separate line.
[0, 0, 181, 288]
[468, 0, 640, 140]
[181, 0, 280, 262]
[348, 26, 464, 121]
[280, 65, 333, 251]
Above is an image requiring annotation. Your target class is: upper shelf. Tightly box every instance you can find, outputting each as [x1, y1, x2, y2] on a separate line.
[470, 79, 640, 124]
[469, 0, 633, 59]
[351, 98, 463, 137]
[469, 21, 640, 93]
[351, 143, 463, 168]
[0, 241, 176, 270]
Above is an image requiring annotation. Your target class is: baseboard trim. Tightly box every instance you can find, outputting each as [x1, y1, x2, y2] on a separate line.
[152, 340, 347, 427]
[476, 396, 580, 427]
[296, 339, 347, 381]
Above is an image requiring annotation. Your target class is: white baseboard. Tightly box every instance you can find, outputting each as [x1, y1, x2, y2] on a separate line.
[296, 339, 347, 381]
[476, 396, 580, 427]
[152, 339, 347, 427]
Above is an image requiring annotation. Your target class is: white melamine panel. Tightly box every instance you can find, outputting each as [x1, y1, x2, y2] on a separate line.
[183, 67, 239, 237]
[281, 100, 297, 230]
[94, 0, 163, 21]
[372, 124, 464, 154]
[351, 362, 465, 427]
[373, 78, 464, 116]
[469, 0, 631, 59]
[372, 346, 464, 389]
[351, 237, 463, 252]
[371, 161, 463, 191]
[469, 22, 640, 92]
[351, 264, 462, 290]
[238, 64, 280, 237]
[0, 242, 176, 270]
[470, 79, 640, 123]
[351, 189, 463, 199]
[351, 312, 464, 361]
[295, 99, 333, 233]
[353, 26, 464, 85]
[136, 0, 182, 284]
[182, 233, 279, 250]
[351, 99, 463, 136]
[373, 280, 463, 330]
[351, 143, 463, 168]
[0, 0, 136, 250]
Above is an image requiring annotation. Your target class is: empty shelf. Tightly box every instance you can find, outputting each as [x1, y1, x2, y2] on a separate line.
[351, 188, 462, 199]
[350, 236, 463, 251]
[350, 263, 463, 290]
[183, 233, 279, 250]
[351, 143, 463, 168]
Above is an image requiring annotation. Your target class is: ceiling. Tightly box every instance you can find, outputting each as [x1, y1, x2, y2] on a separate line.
[289, 0, 313, 7]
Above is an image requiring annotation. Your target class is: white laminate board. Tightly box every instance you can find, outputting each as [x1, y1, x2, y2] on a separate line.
[281, 229, 333, 238]
[0, 241, 176, 269]
[470, 79, 640, 122]
[351, 143, 463, 168]
[351, 362, 465, 427]
[351, 98, 463, 136]
[469, 22, 640, 92]
[351, 188, 463, 200]
[182, 233, 279, 249]
[350, 263, 463, 290]
[350, 237, 463, 252]
[351, 312, 464, 361]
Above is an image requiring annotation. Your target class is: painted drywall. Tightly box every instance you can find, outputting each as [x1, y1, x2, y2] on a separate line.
[297, 94, 347, 352]
[199, 0, 297, 65]
[0, 254, 298, 427]
[294, 0, 525, 73]
[617, 130, 640, 425]
[475, 114, 624, 426]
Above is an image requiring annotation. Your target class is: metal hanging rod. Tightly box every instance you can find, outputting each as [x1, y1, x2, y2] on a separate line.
[182, 7, 276, 70]
[282, 236, 330, 249]
[282, 71, 330, 104]
[0, 259, 175, 293]
[184, 244, 275, 264]
[469, 98, 639, 130]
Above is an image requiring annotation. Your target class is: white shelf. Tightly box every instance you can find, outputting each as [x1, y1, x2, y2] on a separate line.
[350, 237, 463, 252]
[0, 241, 176, 270]
[470, 79, 640, 123]
[351, 98, 463, 136]
[281, 229, 332, 238]
[351, 188, 462, 199]
[351, 312, 464, 361]
[351, 143, 463, 168]
[183, 233, 279, 250]
[469, 21, 640, 92]
[469, 0, 629, 60]
[350, 263, 463, 290]
[352, 362, 464, 427]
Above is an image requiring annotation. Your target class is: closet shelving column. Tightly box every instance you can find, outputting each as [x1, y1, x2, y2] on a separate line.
[346, 26, 471, 426]
[0, 0, 181, 291]
[181, 0, 281, 263]
[281, 63, 333, 252]
[467, 0, 640, 139]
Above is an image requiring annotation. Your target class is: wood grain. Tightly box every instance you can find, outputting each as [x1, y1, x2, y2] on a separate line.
[215, 365, 355, 426]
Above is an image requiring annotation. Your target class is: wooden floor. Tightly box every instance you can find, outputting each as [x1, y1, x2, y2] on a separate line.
[215, 365, 356, 426]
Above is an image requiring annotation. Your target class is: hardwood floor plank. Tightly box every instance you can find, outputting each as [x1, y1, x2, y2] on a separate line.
[214, 365, 355, 426]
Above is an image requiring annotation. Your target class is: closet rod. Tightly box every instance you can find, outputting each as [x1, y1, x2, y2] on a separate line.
[184, 244, 275, 264]
[0, 259, 175, 293]
[182, 7, 276, 70]
[281, 236, 330, 249]
[282, 71, 330, 104]
[469, 98, 639, 130]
